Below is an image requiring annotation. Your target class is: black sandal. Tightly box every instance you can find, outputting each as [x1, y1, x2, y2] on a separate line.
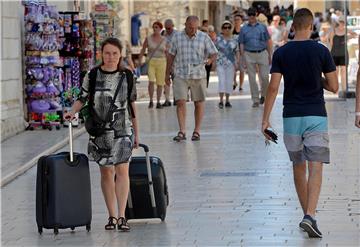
[117, 217, 130, 232]
[173, 131, 186, 142]
[191, 131, 200, 141]
[105, 216, 117, 230]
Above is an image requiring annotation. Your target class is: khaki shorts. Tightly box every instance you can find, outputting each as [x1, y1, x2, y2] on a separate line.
[173, 77, 206, 102]
[148, 57, 166, 86]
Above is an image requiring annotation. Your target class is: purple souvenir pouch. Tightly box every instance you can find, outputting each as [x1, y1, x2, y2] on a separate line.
[31, 100, 50, 113]
[32, 81, 47, 93]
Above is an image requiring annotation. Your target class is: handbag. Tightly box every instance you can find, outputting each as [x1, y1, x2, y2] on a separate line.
[81, 71, 126, 137]
[139, 37, 165, 75]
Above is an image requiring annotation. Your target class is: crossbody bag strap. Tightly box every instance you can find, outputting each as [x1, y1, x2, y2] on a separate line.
[104, 72, 126, 121]
[146, 37, 165, 63]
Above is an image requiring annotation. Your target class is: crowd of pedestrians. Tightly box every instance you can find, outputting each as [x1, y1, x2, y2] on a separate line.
[63, 5, 360, 239]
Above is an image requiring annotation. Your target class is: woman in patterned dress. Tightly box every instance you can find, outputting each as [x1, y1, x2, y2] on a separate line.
[64, 38, 139, 231]
[215, 21, 240, 108]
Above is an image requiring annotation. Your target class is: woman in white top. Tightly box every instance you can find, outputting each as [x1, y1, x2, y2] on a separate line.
[139, 21, 167, 109]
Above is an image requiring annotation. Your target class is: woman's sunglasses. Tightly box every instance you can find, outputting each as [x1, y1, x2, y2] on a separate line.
[222, 26, 232, 30]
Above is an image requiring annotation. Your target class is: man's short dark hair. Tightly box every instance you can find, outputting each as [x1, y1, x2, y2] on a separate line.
[234, 14, 243, 20]
[247, 7, 257, 16]
[293, 8, 313, 31]
[202, 19, 208, 25]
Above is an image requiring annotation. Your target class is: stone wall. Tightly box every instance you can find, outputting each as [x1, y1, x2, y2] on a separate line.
[1, 0, 26, 141]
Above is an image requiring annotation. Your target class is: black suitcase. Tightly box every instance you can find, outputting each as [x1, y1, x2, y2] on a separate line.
[125, 144, 169, 221]
[36, 122, 92, 235]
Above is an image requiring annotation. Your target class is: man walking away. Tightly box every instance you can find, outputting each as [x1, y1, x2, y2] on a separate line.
[165, 16, 217, 142]
[262, 8, 338, 238]
[239, 7, 272, 107]
[163, 19, 177, 106]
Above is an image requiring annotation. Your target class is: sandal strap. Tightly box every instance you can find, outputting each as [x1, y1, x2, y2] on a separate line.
[105, 216, 117, 230]
[178, 131, 186, 137]
[173, 131, 186, 141]
[118, 217, 130, 231]
[192, 131, 200, 137]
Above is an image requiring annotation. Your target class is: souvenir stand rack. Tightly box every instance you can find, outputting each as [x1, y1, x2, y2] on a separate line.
[91, 3, 115, 64]
[58, 11, 95, 126]
[23, 1, 63, 130]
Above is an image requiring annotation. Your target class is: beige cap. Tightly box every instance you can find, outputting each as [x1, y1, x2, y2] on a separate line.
[221, 20, 233, 27]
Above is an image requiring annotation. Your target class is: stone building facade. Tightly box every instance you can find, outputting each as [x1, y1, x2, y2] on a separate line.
[1, 1, 26, 141]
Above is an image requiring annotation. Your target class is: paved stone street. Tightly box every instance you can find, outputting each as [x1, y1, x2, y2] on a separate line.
[1, 76, 360, 246]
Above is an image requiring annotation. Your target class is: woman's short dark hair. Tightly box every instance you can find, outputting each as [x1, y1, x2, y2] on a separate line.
[100, 37, 123, 70]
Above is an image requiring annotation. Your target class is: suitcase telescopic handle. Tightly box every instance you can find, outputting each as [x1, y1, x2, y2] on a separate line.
[138, 143, 149, 153]
[68, 121, 74, 162]
[137, 143, 157, 215]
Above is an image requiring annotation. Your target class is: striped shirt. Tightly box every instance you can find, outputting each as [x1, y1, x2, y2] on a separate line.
[169, 30, 218, 79]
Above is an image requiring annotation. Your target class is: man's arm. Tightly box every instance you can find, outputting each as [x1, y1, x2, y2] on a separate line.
[323, 71, 339, 93]
[262, 73, 282, 138]
[165, 53, 175, 86]
[207, 53, 217, 65]
[266, 39, 272, 64]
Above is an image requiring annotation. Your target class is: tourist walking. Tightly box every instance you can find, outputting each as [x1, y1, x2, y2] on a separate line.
[268, 14, 287, 52]
[215, 20, 240, 108]
[163, 19, 177, 106]
[139, 21, 167, 108]
[329, 16, 357, 97]
[355, 35, 360, 128]
[238, 7, 272, 107]
[165, 16, 217, 142]
[64, 37, 139, 232]
[232, 14, 246, 91]
[262, 8, 338, 238]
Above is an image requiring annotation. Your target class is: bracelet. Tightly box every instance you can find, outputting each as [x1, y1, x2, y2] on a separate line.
[356, 112, 360, 116]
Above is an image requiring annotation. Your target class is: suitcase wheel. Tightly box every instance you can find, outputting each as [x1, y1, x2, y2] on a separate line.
[86, 224, 91, 232]
[54, 227, 59, 235]
[70, 227, 75, 231]
[38, 226, 43, 234]
[160, 214, 166, 222]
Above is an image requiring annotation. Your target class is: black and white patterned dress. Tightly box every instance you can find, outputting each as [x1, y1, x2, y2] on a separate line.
[79, 68, 137, 166]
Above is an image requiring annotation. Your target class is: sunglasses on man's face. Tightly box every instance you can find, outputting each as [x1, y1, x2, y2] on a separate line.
[222, 26, 231, 30]
[248, 13, 256, 16]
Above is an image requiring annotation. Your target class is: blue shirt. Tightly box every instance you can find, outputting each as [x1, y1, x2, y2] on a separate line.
[238, 22, 270, 51]
[131, 14, 142, 46]
[271, 40, 336, 117]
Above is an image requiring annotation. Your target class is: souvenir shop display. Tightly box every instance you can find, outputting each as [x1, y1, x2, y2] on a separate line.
[79, 20, 95, 74]
[23, 0, 63, 131]
[91, 3, 115, 64]
[58, 11, 93, 127]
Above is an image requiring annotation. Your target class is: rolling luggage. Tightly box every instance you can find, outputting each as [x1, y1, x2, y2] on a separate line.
[125, 144, 169, 221]
[36, 122, 92, 235]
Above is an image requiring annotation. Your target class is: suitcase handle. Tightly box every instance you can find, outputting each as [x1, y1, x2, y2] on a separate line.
[134, 143, 157, 216]
[138, 143, 149, 153]
[68, 121, 74, 162]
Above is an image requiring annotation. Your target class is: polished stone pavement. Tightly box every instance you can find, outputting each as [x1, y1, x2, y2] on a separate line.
[1, 75, 359, 246]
